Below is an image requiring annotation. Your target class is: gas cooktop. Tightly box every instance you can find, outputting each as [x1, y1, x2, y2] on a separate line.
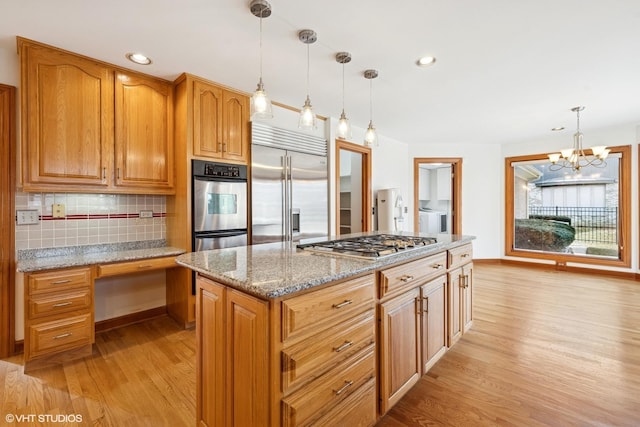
[296, 234, 439, 260]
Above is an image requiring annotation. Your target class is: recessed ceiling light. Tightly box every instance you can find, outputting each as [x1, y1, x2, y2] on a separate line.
[551, 126, 565, 131]
[416, 56, 436, 67]
[126, 52, 152, 65]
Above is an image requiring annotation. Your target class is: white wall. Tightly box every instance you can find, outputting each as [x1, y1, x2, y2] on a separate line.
[409, 143, 503, 260]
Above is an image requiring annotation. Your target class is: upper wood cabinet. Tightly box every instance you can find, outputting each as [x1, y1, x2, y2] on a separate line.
[188, 75, 249, 163]
[18, 37, 174, 194]
[114, 71, 174, 190]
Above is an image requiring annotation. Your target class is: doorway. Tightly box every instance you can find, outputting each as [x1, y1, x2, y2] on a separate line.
[336, 140, 372, 235]
[413, 158, 462, 235]
[1, 84, 16, 357]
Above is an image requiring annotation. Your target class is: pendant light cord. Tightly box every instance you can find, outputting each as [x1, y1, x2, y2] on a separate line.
[259, 14, 263, 82]
[369, 78, 373, 121]
[306, 43, 310, 97]
[342, 62, 345, 110]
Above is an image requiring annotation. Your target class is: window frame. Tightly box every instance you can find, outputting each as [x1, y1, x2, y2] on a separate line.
[505, 145, 631, 268]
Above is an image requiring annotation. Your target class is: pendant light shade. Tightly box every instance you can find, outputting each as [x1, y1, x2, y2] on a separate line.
[336, 52, 352, 139]
[249, 0, 273, 120]
[364, 69, 379, 147]
[298, 29, 317, 130]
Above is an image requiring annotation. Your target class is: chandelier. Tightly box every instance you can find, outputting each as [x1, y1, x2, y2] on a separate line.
[548, 106, 609, 171]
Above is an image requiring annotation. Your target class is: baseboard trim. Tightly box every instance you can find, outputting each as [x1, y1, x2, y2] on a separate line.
[474, 258, 638, 281]
[95, 306, 168, 333]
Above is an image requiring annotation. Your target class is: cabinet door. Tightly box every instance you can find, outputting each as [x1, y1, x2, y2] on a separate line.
[196, 276, 225, 427]
[447, 268, 463, 347]
[20, 40, 113, 189]
[114, 71, 174, 191]
[421, 275, 447, 373]
[221, 90, 248, 162]
[462, 263, 474, 333]
[192, 80, 223, 158]
[379, 288, 421, 414]
[226, 289, 269, 427]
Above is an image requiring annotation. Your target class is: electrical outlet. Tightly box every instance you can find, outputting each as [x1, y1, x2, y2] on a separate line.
[139, 210, 154, 218]
[16, 209, 40, 225]
[52, 203, 66, 218]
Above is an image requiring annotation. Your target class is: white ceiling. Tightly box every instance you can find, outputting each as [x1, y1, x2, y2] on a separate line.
[2, 0, 640, 146]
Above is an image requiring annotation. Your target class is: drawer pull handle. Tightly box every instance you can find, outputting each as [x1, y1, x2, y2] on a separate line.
[432, 263, 444, 269]
[333, 341, 353, 353]
[400, 275, 414, 282]
[137, 264, 153, 269]
[51, 279, 72, 285]
[333, 380, 354, 396]
[53, 332, 72, 340]
[461, 253, 470, 258]
[52, 302, 73, 308]
[332, 300, 353, 309]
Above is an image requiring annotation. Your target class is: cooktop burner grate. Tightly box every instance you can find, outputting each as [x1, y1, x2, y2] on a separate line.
[297, 234, 439, 259]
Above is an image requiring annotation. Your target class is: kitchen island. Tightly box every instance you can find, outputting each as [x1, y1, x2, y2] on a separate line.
[176, 232, 475, 427]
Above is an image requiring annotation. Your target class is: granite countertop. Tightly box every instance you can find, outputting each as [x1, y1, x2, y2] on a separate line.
[176, 232, 475, 300]
[17, 240, 186, 273]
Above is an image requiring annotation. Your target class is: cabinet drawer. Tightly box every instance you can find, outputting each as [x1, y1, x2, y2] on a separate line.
[97, 256, 177, 278]
[313, 377, 377, 427]
[28, 288, 92, 319]
[281, 310, 375, 393]
[448, 243, 473, 269]
[27, 313, 94, 359]
[282, 346, 375, 426]
[281, 274, 374, 343]
[378, 252, 447, 299]
[28, 267, 92, 296]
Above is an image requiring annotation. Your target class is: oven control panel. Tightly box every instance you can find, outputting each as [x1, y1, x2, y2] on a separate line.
[193, 160, 247, 180]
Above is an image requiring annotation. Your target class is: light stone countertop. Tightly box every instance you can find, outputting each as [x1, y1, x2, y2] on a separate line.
[176, 232, 475, 300]
[17, 240, 186, 272]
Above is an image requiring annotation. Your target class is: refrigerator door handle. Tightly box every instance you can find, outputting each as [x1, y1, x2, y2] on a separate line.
[287, 155, 294, 239]
[281, 155, 288, 241]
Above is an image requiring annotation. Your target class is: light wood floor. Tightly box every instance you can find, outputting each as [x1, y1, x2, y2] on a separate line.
[1, 263, 639, 426]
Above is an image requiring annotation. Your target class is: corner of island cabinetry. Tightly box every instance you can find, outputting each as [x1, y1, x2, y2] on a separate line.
[180, 234, 475, 426]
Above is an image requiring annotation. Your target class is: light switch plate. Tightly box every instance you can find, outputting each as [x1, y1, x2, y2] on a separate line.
[16, 209, 40, 225]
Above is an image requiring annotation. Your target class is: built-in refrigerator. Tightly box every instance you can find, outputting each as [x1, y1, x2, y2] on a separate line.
[251, 123, 328, 244]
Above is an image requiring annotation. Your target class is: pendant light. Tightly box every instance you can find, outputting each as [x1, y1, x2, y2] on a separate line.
[298, 29, 317, 130]
[363, 69, 379, 147]
[548, 106, 609, 171]
[249, 0, 273, 120]
[336, 52, 352, 139]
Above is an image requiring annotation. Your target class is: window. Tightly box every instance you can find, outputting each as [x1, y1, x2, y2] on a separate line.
[505, 145, 631, 268]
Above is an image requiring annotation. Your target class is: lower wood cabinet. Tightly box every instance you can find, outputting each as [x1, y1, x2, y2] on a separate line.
[195, 272, 376, 427]
[378, 273, 449, 414]
[421, 275, 448, 373]
[196, 275, 269, 427]
[448, 262, 474, 347]
[24, 267, 95, 368]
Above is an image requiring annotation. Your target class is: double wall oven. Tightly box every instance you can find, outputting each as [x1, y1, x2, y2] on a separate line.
[192, 160, 248, 251]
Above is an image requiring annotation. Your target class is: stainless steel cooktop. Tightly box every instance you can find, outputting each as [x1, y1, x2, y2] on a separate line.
[296, 234, 438, 260]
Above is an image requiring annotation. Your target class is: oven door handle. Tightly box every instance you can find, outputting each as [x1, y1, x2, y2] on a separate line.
[194, 230, 248, 239]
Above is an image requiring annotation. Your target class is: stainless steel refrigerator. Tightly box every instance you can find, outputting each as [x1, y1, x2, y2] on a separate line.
[251, 124, 328, 244]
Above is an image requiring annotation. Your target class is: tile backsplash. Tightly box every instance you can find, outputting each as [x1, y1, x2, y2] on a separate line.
[15, 192, 166, 250]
